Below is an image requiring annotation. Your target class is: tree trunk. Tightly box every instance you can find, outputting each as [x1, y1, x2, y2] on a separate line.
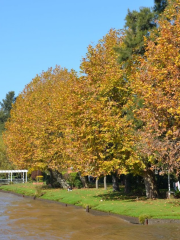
[48, 168, 69, 188]
[124, 174, 131, 194]
[104, 175, 107, 190]
[112, 172, 120, 191]
[79, 174, 89, 188]
[143, 170, 159, 198]
[96, 178, 99, 189]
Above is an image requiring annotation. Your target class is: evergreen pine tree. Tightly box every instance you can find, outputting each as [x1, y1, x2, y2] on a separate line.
[154, 0, 168, 14]
[116, 0, 168, 63]
[0, 91, 15, 134]
[116, 7, 155, 62]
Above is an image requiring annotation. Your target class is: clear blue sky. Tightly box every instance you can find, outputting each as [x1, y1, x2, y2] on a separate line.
[0, 0, 154, 102]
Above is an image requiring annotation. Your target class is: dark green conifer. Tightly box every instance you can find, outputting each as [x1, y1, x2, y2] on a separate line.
[154, 0, 168, 15]
[116, 0, 168, 63]
[0, 91, 15, 133]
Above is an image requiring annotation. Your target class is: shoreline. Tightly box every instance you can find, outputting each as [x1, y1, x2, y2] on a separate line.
[1, 189, 180, 225]
[0, 189, 138, 224]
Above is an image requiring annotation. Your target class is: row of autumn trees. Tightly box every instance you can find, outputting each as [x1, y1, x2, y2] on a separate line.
[3, 0, 180, 197]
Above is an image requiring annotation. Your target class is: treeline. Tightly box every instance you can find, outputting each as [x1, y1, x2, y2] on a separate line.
[3, 0, 180, 197]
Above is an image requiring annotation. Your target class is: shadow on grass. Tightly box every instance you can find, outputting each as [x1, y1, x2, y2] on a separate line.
[94, 189, 148, 202]
[95, 187, 172, 202]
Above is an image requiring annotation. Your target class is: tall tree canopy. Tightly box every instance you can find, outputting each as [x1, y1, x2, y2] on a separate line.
[114, 0, 170, 198]
[3, 31, 138, 179]
[133, 0, 180, 174]
[66, 29, 138, 178]
[3, 67, 78, 170]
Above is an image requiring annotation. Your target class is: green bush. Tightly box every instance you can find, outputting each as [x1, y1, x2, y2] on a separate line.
[174, 189, 180, 198]
[35, 185, 43, 197]
[74, 179, 83, 188]
[139, 214, 151, 224]
[65, 172, 83, 188]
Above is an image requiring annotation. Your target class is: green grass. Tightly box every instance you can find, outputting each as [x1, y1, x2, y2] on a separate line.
[1, 183, 180, 220]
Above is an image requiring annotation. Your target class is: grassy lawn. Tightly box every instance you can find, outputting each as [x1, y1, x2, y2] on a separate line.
[0, 183, 180, 220]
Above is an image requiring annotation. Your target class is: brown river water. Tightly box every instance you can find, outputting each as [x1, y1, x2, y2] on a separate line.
[0, 191, 180, 240]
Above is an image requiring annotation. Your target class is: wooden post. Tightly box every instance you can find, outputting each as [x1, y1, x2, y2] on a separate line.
[145, 218, 148, 225]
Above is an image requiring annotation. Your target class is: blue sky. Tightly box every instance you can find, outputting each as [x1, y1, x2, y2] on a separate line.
[0, 0, 154, 102]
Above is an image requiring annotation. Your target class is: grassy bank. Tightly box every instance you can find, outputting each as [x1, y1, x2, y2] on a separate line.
[0, 183, 180, 220]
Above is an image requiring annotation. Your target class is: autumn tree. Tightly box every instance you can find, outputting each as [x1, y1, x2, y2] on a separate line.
[65, 29, 138, 191]
[113, 0, 169, 197]
[3, 67, 78, 171]
[132, 0, 180, 196]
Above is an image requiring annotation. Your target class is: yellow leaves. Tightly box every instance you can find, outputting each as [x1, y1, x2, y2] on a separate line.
[167, 108, 174, 114]
[3, 29, 135, 177]
[166, 130, 173, 136]
[134, 0, 180, 130]
[4, 66, 78, 170]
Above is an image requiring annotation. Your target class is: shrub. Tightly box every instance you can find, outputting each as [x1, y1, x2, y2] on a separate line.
[74, 179, 83, 188]
[139, 214, 151, 224]
[174, 189, 180, 198]
[35, 185, 43, 197]
[63, 172, 83, 188]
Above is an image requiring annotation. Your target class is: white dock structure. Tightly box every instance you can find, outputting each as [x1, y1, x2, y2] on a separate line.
[0, 170, 28, 183]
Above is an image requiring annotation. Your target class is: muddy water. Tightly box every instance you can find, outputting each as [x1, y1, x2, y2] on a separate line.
[0, 192, 180, 240]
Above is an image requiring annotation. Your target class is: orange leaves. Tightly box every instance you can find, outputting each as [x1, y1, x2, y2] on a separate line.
[135, 0, 180, 130]
[132, 0, 180, 171]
